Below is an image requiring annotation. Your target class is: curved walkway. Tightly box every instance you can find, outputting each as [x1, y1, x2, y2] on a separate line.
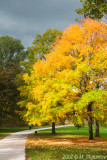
[0, 125, 71, 160]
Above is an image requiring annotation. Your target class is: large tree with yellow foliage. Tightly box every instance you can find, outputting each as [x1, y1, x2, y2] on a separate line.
[18, 19, 107, 139]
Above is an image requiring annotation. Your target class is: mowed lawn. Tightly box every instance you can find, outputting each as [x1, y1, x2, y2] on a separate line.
[0, 127, 31, 139]
[26, 125, 107, 160]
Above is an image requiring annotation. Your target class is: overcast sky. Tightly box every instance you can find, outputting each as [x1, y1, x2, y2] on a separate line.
[0, 0, 82, 48]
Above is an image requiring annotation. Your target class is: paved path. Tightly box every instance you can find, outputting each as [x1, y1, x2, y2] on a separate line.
[0, 125, 72, 160]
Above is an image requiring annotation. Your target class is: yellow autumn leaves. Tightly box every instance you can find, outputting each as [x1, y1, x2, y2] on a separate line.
[18, 18, 107, 126]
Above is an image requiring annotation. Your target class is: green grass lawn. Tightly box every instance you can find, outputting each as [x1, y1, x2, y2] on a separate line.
[0, 127, 30, 139]
[37, 125, 107, 138]
[26, 125, 107, 160]
[0, 126, 40, 139]
[0, 125, 51, 139]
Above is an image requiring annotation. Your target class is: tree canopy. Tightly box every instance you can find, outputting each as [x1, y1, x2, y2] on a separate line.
[75, 0, 107, 20]
[0, 35, 27, 126]
[20, 28, 62, 73]
[0, 36, 26, 68]
[18, 19, 107, 139]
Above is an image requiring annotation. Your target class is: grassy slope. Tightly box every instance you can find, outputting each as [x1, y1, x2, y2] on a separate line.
[37, 125, 107, 138]
[0, 127, 29, 139]
[0, 126, 39, 139]
[0, 125, 51, 139]
[26, 125, 107, 160]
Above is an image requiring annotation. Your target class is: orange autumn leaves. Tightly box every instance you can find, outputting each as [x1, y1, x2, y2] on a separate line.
[19, 19, 107, 125]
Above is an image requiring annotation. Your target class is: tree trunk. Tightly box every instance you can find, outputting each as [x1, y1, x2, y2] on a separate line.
[87, 102, 93, 140]
[76, 124, 80, 129]
[52, 122, 56, 134]
[95, 83, 100, 137]
[95, 120, 100, 137]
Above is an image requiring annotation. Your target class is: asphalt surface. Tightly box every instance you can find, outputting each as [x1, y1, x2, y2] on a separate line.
[0, 125, 72, 160]
[0, 129, 35, 160]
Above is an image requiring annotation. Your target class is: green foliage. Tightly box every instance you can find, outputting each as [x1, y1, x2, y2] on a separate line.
[78, 89, 107, 106]
[75, 89, 107, 124]
[0, 35, 27, 126]
[21, 28, 62, 73]
[0, 64, 20, 125]
[0, 36, 26, 68]
[75, 0, 107, 19]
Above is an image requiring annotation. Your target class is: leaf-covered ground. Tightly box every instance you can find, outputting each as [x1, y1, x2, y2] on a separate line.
[26, 125, 107, 160]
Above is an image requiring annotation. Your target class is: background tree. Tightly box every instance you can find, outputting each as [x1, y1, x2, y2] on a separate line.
[0, 64, 22, 126]
[0, 35, 27, 126]
[0, 36, 26, 68]
[75, 0, 107, 20]
[20, 28, 62, 73]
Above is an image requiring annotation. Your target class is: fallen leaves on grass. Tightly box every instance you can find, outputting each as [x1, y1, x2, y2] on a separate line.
[26, 134, 107, 147]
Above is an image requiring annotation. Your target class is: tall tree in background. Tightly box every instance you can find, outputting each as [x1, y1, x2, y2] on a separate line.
[0, 36, 27, 126]
[75, 0, 107, 20]
[0, 36, 26, 68]
[0, 64, 21, 126]
[20, 28, 62, 73]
